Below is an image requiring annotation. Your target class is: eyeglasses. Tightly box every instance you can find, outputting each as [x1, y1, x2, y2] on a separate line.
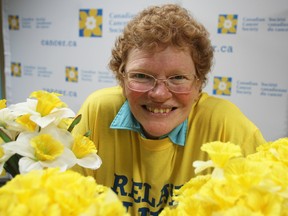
[123, 72, 199, 93]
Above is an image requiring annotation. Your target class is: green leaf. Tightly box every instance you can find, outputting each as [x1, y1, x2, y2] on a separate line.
[84, 130, 91, 137]
[67, 114, 82, 133]
[0, 128, 12, 143]
[4, 154, 21, 177]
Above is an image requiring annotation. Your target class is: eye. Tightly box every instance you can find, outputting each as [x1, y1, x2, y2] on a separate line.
[169, 75, 190, 81]
[128, 72, 154, 83]
[133, 73, 150, 79]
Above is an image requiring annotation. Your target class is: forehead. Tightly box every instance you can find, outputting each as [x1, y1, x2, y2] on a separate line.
[126, 46, 195, 73]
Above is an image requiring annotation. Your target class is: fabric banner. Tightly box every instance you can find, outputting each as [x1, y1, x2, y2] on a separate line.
[2, 0, 288, 141]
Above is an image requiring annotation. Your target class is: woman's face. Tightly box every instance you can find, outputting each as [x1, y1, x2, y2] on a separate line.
[123, 46, 201, 139]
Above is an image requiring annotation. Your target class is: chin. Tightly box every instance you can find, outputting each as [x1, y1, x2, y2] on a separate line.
[143, 127, 172, 139]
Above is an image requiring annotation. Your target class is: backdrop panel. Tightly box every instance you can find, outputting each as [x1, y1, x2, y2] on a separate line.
[2, 0, 288, 141]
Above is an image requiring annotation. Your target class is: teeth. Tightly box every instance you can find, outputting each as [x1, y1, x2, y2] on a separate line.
[147, 107, 172, 114]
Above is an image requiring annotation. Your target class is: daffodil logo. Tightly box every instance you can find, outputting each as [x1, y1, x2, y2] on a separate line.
[79, 9, 103, 37]
[11, 62, 21, 77]
[65, 66, 78, 82]
[217, 14, 238, 34]
[213, 76, 232, 96]
[8, 15, 20, 30]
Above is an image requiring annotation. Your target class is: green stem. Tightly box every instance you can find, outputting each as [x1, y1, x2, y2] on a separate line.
[4, 154, 21, 177]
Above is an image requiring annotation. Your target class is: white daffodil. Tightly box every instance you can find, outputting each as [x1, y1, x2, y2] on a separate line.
[71, 134, 102, 169]
[9, 98, 75, 128]
[0, 107, 24, 135]
[4, 125, 77, 174]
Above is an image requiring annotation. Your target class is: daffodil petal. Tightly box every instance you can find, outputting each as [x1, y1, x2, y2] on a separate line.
[4, 138, 35, 158]
[4, 142, 29, 157]
[0, 162, 4, 174]
[76, 154, 102, 169]
[40, 148, 77, 170]
[40, 125, 74, 148]
[201, 141, 242, 167]
[29, 107, 75, 128]
[0, 146, 14, 162]
[211, 167, 224, 179]
[50, 107, 75, 118]
[18, 157, 43, 174]
[193, 160, 214, 174]
[9, 99, 38, 115]
[30, 115, 55, 128]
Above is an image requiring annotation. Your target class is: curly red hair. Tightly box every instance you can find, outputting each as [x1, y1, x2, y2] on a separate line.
[108, 4, 214, 89]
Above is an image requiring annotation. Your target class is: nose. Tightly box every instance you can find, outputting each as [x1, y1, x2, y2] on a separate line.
[148, 80, 172, 101]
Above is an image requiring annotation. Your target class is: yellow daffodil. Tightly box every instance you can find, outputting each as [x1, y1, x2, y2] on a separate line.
[269, 138, 288, 166]
[237, 188, 283, 215]
[0, 168, 128, 216]
[260, 162, 288, 197]
[189, 178, 241, 211]
[249, 138, 288, 167]
[170, 175, 213, 216]
[214, 205, 262, 216]
[193, 141, 242, 178]
[201, 141, 243, 167]
[224, 158, 269, 190]
[72, 134, 102, 169]
[162, 139, 288, 215]
[175, 175, 211, 198]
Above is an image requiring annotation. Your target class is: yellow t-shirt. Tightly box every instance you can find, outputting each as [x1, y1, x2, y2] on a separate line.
[72, 86, 266, 216]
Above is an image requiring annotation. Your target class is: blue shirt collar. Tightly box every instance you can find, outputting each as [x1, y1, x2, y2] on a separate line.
[110, 100, 187, 146]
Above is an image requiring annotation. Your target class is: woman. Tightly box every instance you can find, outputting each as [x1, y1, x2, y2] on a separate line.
[72, 4, 266, 215]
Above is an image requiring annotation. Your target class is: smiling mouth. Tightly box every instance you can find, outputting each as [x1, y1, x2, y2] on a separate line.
[145, 106, 175, 114]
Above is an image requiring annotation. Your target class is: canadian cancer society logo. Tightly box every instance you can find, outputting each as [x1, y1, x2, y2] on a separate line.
[213, 76, 232, 96]
[217, 14, 238, 34]
[65, 66, 78, 83]
[11, 62, 21, 77]
[8, 15, 20, 30]
[79, 9, 103, 37]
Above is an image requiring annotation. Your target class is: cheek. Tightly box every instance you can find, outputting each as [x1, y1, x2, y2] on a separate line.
[123, 86, 144, 104]
[177, 89, 200, 110]
[178, 94, 195, 107]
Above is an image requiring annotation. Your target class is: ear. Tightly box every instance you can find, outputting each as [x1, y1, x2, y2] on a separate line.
[194, 78, 203, 93]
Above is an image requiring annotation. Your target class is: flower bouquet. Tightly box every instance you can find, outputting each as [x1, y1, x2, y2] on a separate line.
[0, 90, 129, 215]
[160, 138, 288, 216]
[0, 168, 129, 215]
[0, 90, 101, 176]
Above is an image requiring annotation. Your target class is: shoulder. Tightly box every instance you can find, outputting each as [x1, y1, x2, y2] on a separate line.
[75, 86, 125, 132]
[82, 86, 125, 108]
[191, 92, 266, 152]
[192, 92, 256, 129]
[85, 86, 125, 102]
[79, 86, 126, 117]
[195, 92, 242, 115]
